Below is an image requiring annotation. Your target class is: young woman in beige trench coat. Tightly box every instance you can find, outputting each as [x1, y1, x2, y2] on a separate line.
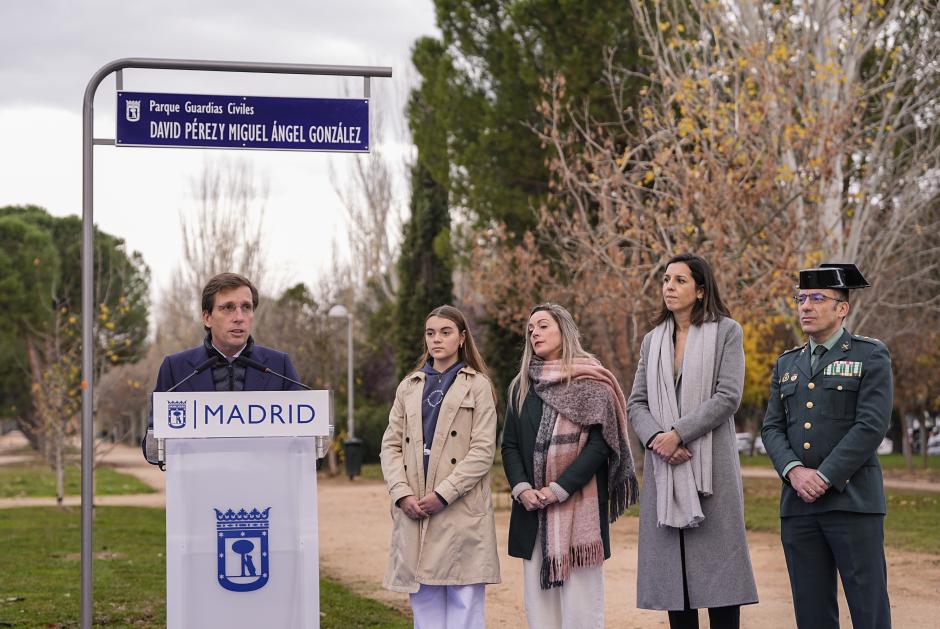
[380, 305, 500, 629]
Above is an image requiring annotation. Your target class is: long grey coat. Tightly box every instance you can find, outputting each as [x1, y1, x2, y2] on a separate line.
[627, 316, 758, 610]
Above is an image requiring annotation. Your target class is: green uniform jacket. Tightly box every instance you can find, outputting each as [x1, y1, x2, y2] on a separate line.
[501, 390, 611, 560]
[761, 329, 893, 517]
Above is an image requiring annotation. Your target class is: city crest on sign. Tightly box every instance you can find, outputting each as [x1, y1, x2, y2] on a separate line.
[215, 507, 271, 593]
[125, 99, 140, 122]
[167, 401, 187, 429]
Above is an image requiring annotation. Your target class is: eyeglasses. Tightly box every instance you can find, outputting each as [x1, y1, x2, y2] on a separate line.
[215, 303, 254, 315]
[793, 293, 846, 305]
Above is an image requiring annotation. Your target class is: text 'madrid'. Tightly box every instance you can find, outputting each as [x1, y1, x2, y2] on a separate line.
[153, 391, 331, 438]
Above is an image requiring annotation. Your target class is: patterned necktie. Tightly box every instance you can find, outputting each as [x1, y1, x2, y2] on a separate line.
[811, 344, 827, 369]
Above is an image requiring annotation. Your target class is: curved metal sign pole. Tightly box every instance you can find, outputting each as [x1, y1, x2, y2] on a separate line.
[81, 58, 391, 628]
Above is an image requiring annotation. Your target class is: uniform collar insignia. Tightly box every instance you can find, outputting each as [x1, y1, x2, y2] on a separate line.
[841, 341, 850, 351]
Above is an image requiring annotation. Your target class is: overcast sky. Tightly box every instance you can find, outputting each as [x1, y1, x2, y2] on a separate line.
[0, 0, 437, 307]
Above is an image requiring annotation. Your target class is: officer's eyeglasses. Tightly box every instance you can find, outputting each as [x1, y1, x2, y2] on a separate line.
[793, 293, 846, 305]
[215, 303, 254, 315]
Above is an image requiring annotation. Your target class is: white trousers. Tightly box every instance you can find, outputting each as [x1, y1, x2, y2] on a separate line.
[522, 535, 605, 629]
[409, 583, 485, 629]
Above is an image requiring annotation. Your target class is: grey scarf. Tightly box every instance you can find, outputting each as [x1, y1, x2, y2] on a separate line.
[646, 318, 718, 528]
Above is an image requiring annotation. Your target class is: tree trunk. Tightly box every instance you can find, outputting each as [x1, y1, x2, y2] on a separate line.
[747, 409, 760, 457]
[899, 407, 913, 473]
[921, 413, 930, 470]
[55, 438, 64, 507]
[327, 448, 339, 477]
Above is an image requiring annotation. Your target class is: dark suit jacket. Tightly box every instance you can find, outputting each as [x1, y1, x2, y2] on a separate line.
[154, 343, 302, 392]
[142, 341, 302, 461]
[761, 329, 893, 517]
[501, 390, 611, 560]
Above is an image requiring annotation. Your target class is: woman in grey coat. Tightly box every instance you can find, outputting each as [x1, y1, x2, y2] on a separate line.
[627, 253, 757, 629]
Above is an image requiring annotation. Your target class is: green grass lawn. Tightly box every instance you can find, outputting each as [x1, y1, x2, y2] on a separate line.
[738, 453, 776, 468]
[359, 462, 385, 482]
[0, 506, 409, 628]
[320, 579, 411, 629]
[739, 452, 940, 477]
[741, 476, 940, 554]
[0, 462, 155, 498]
[876, 453, 940, 474]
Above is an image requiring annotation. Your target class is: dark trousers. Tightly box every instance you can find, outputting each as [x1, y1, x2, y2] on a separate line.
[781, 511, 891, 629]
[668, 529, 741, 629]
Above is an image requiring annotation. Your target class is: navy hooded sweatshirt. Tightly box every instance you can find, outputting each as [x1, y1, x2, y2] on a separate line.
[420, 359, 465, 474]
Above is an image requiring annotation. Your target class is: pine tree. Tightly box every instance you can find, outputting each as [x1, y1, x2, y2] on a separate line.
[394, 161, 453, 380]
[406, 1, 648, 397]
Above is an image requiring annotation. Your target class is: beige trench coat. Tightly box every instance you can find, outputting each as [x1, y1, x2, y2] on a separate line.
[380, 365, 501, 593]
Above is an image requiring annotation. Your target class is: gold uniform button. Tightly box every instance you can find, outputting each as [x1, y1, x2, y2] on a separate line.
[804, 422, 812, 429]
[806, 401, 814, 409]
[803, 442, 811, 450]
[837, 385, 843, 391]
[808, 383, 816, 390]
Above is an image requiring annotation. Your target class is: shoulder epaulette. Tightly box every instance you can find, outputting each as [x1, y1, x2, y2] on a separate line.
[852, 334, 884, 347]
[779, 343, 805, 357]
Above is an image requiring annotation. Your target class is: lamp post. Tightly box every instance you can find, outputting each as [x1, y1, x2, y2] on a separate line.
[328, 304, 361, 478]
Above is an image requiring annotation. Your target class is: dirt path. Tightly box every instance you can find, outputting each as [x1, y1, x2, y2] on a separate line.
[0, 436, 165, 509]
[318, 478, 940, 628]
[2, 433, 939, 627]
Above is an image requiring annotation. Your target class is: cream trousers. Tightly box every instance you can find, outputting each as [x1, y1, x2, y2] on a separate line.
[522, 534, 605, 629]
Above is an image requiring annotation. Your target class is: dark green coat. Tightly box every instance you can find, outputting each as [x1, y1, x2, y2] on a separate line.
[501, 390, 611, 560]
[761, 329, 893, 517]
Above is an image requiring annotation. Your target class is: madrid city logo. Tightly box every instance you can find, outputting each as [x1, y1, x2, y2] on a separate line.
[125, 99, 141, 122]
[167, 401, 187, 429]
[215, 507, 271, 593]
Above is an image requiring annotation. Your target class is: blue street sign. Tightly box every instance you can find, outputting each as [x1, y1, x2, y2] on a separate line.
[116, 91, 369, 152]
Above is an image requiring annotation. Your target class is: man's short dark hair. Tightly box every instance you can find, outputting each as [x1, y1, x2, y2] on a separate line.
[201, 273, 259, 315]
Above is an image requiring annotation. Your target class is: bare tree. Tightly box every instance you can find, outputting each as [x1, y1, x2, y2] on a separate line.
[95, 345, 161, 450]
[23, 307, 79, 505]
[468, 0, 939, 448]
[181, 157, 269, 289]
[330, 76, 414, 303]
[626, 0, 940, 333]
[157, 157, 270, 348]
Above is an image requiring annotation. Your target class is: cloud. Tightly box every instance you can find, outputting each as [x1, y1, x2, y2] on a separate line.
[0, 0, 438, 304]
[0, 0, 437, 111]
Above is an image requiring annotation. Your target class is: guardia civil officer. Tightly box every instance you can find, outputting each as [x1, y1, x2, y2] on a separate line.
[760, 263, 892, 628]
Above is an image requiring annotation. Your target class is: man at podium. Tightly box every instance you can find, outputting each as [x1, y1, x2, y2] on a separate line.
[147, 272, 324, 628]
[143, 272, 301, 462]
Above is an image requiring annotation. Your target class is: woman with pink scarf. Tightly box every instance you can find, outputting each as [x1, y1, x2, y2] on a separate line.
[502, 303, 638, 628]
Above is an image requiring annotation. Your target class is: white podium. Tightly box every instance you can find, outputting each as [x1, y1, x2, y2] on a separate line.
[153, 391, 331, 629]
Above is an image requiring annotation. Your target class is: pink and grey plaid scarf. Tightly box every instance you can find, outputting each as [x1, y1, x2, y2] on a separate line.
[530, 356, 638, 589]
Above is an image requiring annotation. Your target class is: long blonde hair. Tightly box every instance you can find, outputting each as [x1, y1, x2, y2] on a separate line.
[510, 303, 595, 412]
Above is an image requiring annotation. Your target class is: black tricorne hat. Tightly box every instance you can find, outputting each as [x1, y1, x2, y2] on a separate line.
[799, 263, 870, 290]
